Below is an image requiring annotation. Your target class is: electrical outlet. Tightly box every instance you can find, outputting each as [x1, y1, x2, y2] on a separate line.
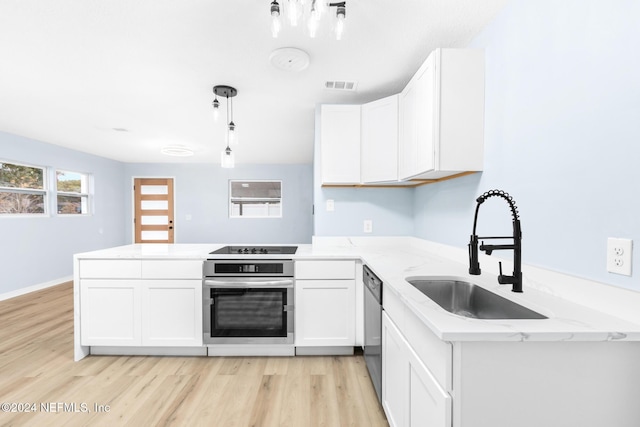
[607, 238, 632, 276]
[363, 219, 373, 233]
[326, 199, 335, 212]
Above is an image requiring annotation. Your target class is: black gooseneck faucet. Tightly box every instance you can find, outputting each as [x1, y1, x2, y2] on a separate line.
[468, 190, 523, 293]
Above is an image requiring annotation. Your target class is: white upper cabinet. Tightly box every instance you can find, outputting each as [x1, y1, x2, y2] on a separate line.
[361, 94, 399, 183]
[399, 48, 485, 181]
[318, 48, 483, 186]
[320, 104, 362, 185]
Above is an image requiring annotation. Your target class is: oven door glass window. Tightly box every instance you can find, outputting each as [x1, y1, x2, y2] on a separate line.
[211, 288, 287, 337]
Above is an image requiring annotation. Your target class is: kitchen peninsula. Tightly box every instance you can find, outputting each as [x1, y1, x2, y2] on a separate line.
[74, 237, 640, 427]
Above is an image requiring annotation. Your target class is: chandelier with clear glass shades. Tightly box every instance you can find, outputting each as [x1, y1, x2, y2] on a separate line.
[212, 85, 238, 168]
[270, 0, 347, 40]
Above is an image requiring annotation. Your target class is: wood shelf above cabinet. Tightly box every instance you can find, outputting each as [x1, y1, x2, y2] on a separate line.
[321, 171, 478, 188]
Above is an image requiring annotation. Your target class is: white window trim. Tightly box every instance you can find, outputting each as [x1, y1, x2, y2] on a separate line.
[229, 179, 283, 219]
[0, 159, 49, 217]
[55, 169, 92, 216]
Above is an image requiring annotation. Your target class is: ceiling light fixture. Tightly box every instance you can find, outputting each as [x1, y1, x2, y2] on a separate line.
[213, 85, 238, 168]
[160, 145, 194, 157]
[270, 1, 347, 40]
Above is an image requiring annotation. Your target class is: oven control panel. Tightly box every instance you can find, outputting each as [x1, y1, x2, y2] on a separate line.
[203, 260, 294, 277]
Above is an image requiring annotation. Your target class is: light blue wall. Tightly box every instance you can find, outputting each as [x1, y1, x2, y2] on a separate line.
[0, 132, 127, 294]
[123, 163, 313, 244]
[314, 186, 414, 236]
[0, 132, 312, 294]
[414, 0, 640, 290]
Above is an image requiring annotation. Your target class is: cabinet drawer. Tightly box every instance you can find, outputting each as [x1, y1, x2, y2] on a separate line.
[295, 260, 356, 280]
[80, 260, 142, 279]
[383, 285, 406, 331]
[141, 260, 203, 279]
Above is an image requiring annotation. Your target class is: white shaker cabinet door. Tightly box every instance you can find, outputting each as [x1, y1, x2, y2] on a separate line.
[398, 77, 419, 180]
[80, 279, 142, 346]
[399, 54, 435, 180]
[408, 342, 452, 427]
[361, 94, 399, 183]
[399, 48, 484, 180]
[295, 279, 355, 347]
[320, 104, 362, 184]
[383, 312, 452, 427]
[382, 312, 409, 427]
[141, 280, 203, 347]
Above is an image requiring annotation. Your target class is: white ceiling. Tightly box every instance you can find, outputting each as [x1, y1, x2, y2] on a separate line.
[0, 0, 508, 164]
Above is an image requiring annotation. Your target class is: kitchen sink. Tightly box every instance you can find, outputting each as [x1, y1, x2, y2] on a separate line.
[406, 278, 547, 319]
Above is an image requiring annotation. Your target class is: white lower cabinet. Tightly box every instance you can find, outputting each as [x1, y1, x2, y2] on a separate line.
[295, 260, 356, 348]
[407, 342, 451, 426]
[141, 280, 202, 346]
[383, 312, 451, 427]
[80, 279, 142, 346]
[295, 279, 355, 346]
[382, 312, 409, 427]
[79, 259, 203, 347]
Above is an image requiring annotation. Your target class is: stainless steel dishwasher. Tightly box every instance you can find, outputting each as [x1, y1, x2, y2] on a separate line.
[363, 264, 383, 403]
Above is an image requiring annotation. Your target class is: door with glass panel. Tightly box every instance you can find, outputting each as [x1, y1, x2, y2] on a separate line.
[133, 178, 174, 243]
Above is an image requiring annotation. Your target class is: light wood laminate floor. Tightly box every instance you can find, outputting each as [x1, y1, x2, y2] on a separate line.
[0, 282, 388, 427]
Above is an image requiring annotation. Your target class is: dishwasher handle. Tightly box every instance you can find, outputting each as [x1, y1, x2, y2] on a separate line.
[363, 265, 383, 304]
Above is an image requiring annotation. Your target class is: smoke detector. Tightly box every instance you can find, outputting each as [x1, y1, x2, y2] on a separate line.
[269, 47, 310, 72]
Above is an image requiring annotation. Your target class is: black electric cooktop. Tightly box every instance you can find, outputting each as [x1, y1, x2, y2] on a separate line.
[209, 245, 298, 255]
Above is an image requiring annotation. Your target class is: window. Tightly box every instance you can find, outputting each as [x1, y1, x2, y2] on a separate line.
[229, 180, 282, 218]
[0, 161, 47, 215]
[56, 170, 90, 215]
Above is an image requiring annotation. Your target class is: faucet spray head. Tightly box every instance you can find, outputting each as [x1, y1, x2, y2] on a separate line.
[468, 235, 481, 275]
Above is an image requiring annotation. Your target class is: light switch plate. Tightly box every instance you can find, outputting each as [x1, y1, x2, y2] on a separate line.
[607, 238, 632, 276]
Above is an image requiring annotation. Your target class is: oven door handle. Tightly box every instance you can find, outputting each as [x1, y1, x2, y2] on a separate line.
[203, 279, 294, 288]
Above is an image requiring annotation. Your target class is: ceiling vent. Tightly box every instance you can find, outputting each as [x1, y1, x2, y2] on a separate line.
[324, 80, 358, 91]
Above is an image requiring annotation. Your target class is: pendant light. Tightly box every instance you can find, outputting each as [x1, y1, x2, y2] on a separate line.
[212, 91, 220, 122]
[269, 0, 346, 40]
[335, 2, 346, 40]
[228, 95, 238, 146]
[221, 145, 234, 168]
[212, 85, 238, 168]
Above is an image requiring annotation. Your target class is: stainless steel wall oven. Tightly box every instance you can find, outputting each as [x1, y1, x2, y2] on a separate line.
[203, 259, 294, 345]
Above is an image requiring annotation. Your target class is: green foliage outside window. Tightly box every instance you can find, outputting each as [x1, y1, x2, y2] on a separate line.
[0, 162, 46, 214]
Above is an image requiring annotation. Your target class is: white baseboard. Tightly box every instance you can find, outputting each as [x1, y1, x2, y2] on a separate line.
[0, 276, 73, 302]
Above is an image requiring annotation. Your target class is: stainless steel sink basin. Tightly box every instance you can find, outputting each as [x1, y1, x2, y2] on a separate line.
[407, 278, 547, 319]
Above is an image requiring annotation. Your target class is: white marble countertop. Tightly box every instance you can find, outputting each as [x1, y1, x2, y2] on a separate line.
[74, 237, 640, 342]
